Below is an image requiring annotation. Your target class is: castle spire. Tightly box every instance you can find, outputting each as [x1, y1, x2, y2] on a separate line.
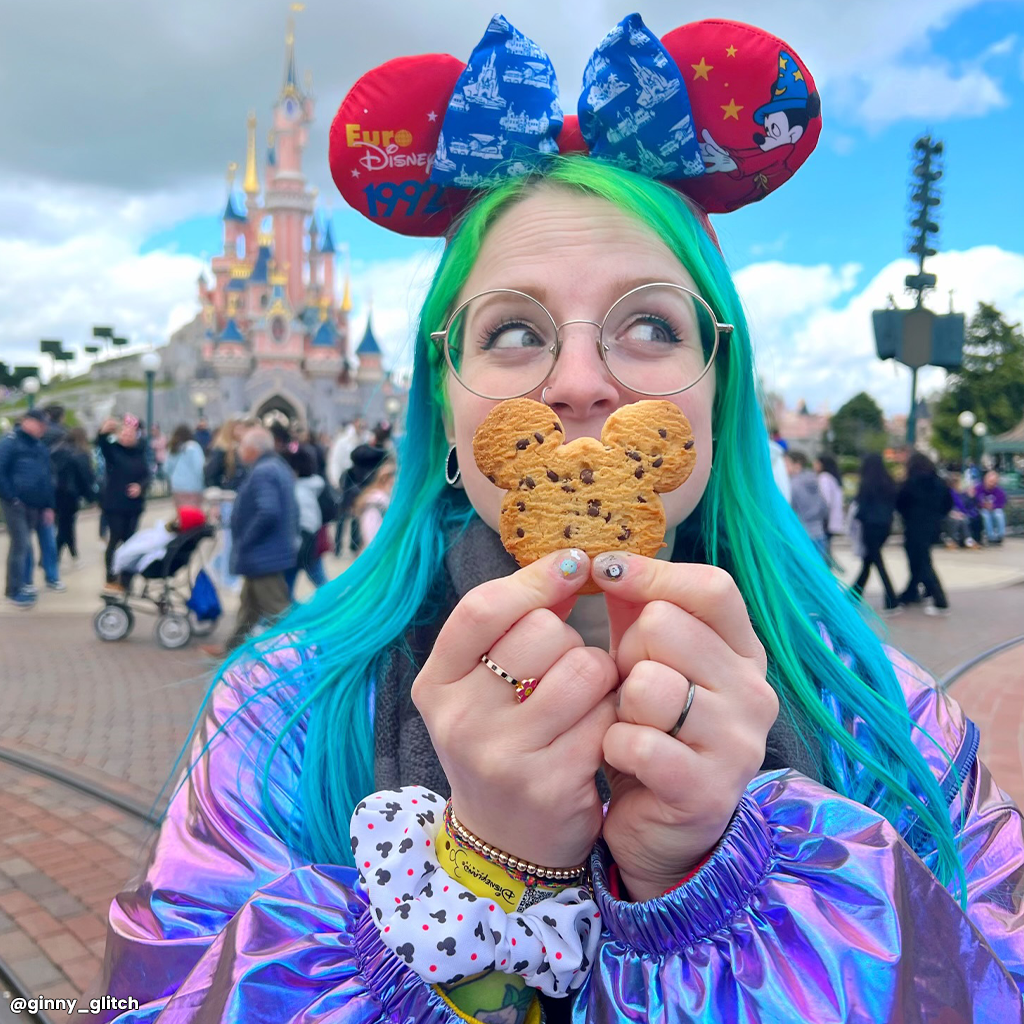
[281, 4, 304, 101]
[243, 112, 260, 196]
[341, 274, 352, 313]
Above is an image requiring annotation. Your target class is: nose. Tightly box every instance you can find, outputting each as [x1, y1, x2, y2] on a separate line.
[537, 321, 620, 424]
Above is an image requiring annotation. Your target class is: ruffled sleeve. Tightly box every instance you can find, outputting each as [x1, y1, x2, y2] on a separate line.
[99, 650, 460, 1024]
[577, 774, 1024, 1023]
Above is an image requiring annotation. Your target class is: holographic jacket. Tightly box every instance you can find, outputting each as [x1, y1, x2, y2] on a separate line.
[100, 646, 1024, 1022]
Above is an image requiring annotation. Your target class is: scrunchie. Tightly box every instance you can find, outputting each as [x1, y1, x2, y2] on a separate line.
[351, 786, 601, 997]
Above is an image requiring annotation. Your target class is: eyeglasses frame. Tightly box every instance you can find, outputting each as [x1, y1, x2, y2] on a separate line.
[429, 282, 734, 401]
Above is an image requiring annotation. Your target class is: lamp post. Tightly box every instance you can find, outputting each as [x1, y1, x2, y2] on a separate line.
[193, 391, 207, 426]
[140, 351, 161, 435]
[22, 376, 40, 411]
[973, 421, 987, 466]
[957, 410, 975, 471]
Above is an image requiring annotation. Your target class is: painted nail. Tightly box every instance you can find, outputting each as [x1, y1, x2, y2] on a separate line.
[558, 549, 586, 578]
[593, 552, 628, 581]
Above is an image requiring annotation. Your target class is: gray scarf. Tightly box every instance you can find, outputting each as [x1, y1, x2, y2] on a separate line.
[374, 516, 822, 795]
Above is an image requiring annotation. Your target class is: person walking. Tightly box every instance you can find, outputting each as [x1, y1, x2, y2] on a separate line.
[51, 426, 96, 568]
[0, 410, 56, 608]
[354, 458, 396, 550]
[149, 425, 168, 495]
[897, 452, 953, 615]
[23, 403, 68, 592]
[328, 421, 359, 556]
[204, 418, 249, 592]
[202, 427, 298, 656]
[343, 423, 392, 555]
[285, 445, 327, 592]
[96, 416, 150, 593]
[785, 450, 828, 555]
[815, 454, 845, 558]
[851, 453, 900, 613]
[978, 470, 1007, 545]
[165, 425, 206, 509]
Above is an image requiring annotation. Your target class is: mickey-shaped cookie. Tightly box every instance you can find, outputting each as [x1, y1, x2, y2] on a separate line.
[473, 398, 696, 593]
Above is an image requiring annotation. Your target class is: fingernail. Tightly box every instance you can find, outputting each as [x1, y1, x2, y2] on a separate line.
[594, 552, 628, 581]
[557, 549, 586, 578]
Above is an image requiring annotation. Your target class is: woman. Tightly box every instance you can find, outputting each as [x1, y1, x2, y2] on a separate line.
[204, 418, 248, 592]
[897, 452, 953, 615]
[164, 425, 205, 509]
[285, 444, 328, 592]
[815, 453, 845, 558]
[851, 453, 900, 612]
[51, 426, 95, 566]
[95, 28, 1023, 1024]
[979, 470, 1007, 545]
[95, 416, 149, 591]
[354, 457, 396, 550]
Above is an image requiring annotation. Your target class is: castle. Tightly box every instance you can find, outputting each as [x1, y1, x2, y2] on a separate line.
[161, 16, 405, 434]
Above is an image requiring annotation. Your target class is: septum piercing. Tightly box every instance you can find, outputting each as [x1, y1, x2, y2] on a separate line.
[541, 386, 551, 405]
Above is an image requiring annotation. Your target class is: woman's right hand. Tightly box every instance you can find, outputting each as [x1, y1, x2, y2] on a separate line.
[412, 549, 619, 870]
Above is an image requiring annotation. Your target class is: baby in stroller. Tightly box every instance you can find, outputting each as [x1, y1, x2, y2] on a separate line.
[106, 506, 207, 592]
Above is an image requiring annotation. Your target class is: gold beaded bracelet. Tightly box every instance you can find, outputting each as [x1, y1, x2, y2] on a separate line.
[447, 803, 588, 884]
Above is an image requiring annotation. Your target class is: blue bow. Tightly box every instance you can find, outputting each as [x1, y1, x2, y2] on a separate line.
[429, 13, 704, 189]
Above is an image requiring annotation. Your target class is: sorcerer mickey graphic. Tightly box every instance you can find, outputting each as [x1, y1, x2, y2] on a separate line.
[699, 49, 821, 204]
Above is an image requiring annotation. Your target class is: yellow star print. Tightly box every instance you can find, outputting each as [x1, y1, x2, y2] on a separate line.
[793, 69, 804, 82]
[691, 57, 713, 81]
[726, 45, 737, 57]
[722, 98, 743, 120]
[779, 56, 789, 69]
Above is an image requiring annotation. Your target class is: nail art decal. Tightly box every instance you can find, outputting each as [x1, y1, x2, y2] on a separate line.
[593, 552, 628, 581]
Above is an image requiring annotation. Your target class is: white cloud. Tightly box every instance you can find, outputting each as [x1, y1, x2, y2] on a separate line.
[856, 63, 1007, 129]
[735, 246, 1024, 415]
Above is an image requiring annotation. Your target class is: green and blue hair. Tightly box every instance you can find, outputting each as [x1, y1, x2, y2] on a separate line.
[172, 156, 966, 902]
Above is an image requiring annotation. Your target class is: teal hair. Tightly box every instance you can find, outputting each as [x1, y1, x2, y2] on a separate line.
[184, 156, 965, 903]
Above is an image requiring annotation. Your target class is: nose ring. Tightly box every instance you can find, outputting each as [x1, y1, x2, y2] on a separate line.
[541, 386, 552, 405]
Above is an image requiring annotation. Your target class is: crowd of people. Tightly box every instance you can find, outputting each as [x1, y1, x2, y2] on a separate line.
[773, 440, 1011, 617]
[0, 405, 398, 616]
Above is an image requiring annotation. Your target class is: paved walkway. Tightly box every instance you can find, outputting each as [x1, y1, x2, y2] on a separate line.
[0, 510, 1021, 1011]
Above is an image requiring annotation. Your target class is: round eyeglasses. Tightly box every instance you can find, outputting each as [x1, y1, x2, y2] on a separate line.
[431, 283, 733, 401]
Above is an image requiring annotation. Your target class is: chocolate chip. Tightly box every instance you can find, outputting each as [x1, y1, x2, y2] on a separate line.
[553, 423, 562, 432]
[534, 432, 545, 444]
[626, 450, 641, 462]
[516, 501, 526, 512]
[524, 476, 536, 489]
[637, 495, 647, 503]
[580, 469, 594, 484]
[561, 484, 576, 493]
[516, 528, 525, 538]
[683, 439, 694, 450]
[635, 467, 644, 479]
[617, 528, 631, 541]
[487, 474, 495, 483]
[652, 457, 663, 468]
[563, 525, 572, 539]
[516, 438, 529, 450]
[604, 512, 612, 522]
[546, 469, 559, 482]
[587, 500, 601, 517]
[658, 428, 667, 439]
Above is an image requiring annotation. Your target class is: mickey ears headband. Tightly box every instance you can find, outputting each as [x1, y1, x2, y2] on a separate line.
[329, 13, 821, 237]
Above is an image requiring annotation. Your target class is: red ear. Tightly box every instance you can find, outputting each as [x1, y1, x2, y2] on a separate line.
[660, 20, 821, 214]
[556, 114, 589, 155]
[329, 54, 471, 236]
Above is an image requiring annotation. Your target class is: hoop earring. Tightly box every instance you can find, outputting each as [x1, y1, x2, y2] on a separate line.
[445, 445, 462, 487]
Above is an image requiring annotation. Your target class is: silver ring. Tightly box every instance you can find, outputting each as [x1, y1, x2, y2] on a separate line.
[541, 386, 551, 405]
[668, 678, 696, 738]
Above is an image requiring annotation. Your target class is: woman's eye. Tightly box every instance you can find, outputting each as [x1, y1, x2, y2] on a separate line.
[620, 318, 680, 345]
[484, 324, 545, 350]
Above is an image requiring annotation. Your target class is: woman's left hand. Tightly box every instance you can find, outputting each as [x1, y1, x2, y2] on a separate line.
[592, 553, 778, 902]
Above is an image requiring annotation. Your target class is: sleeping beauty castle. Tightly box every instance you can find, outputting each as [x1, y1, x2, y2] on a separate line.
[160, 16, 405, 433]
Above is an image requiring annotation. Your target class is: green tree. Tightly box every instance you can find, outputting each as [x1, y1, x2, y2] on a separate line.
[931, 303, 1024, 464]
[830, 391, 887, 456]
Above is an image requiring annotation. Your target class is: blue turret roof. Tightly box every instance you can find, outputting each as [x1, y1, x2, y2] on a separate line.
[220, 319, 244, 343]
[250, 244, 271, 284]
[223, 192, 246, 222]
[313, 319, 337, 347]
[321, 219, 337, 254]
[226, 276, 246, 292]
[357, 315, 381, 356]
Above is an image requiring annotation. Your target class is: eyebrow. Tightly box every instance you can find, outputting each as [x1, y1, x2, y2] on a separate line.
[496, 274, 696, 305]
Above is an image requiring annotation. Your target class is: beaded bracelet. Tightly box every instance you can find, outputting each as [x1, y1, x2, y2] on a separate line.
[446, 802, 589, 885]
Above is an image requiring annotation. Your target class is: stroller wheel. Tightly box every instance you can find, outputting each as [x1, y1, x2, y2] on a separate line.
[156, 613, 192, 649]
[95, 604, 134, 642]
[189, 613, 217, 638]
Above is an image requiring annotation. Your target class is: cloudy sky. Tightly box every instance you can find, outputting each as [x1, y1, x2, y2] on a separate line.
[1, 0, 1022, 414]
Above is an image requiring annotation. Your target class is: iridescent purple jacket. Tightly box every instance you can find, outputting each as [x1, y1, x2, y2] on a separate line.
[99, 647, 1024, 1022]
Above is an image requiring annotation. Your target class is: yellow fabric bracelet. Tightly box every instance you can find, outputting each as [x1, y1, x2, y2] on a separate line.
[438, 831, 525, 911]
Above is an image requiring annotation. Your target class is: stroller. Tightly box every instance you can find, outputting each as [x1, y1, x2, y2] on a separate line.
[94, 524, 219, 649]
